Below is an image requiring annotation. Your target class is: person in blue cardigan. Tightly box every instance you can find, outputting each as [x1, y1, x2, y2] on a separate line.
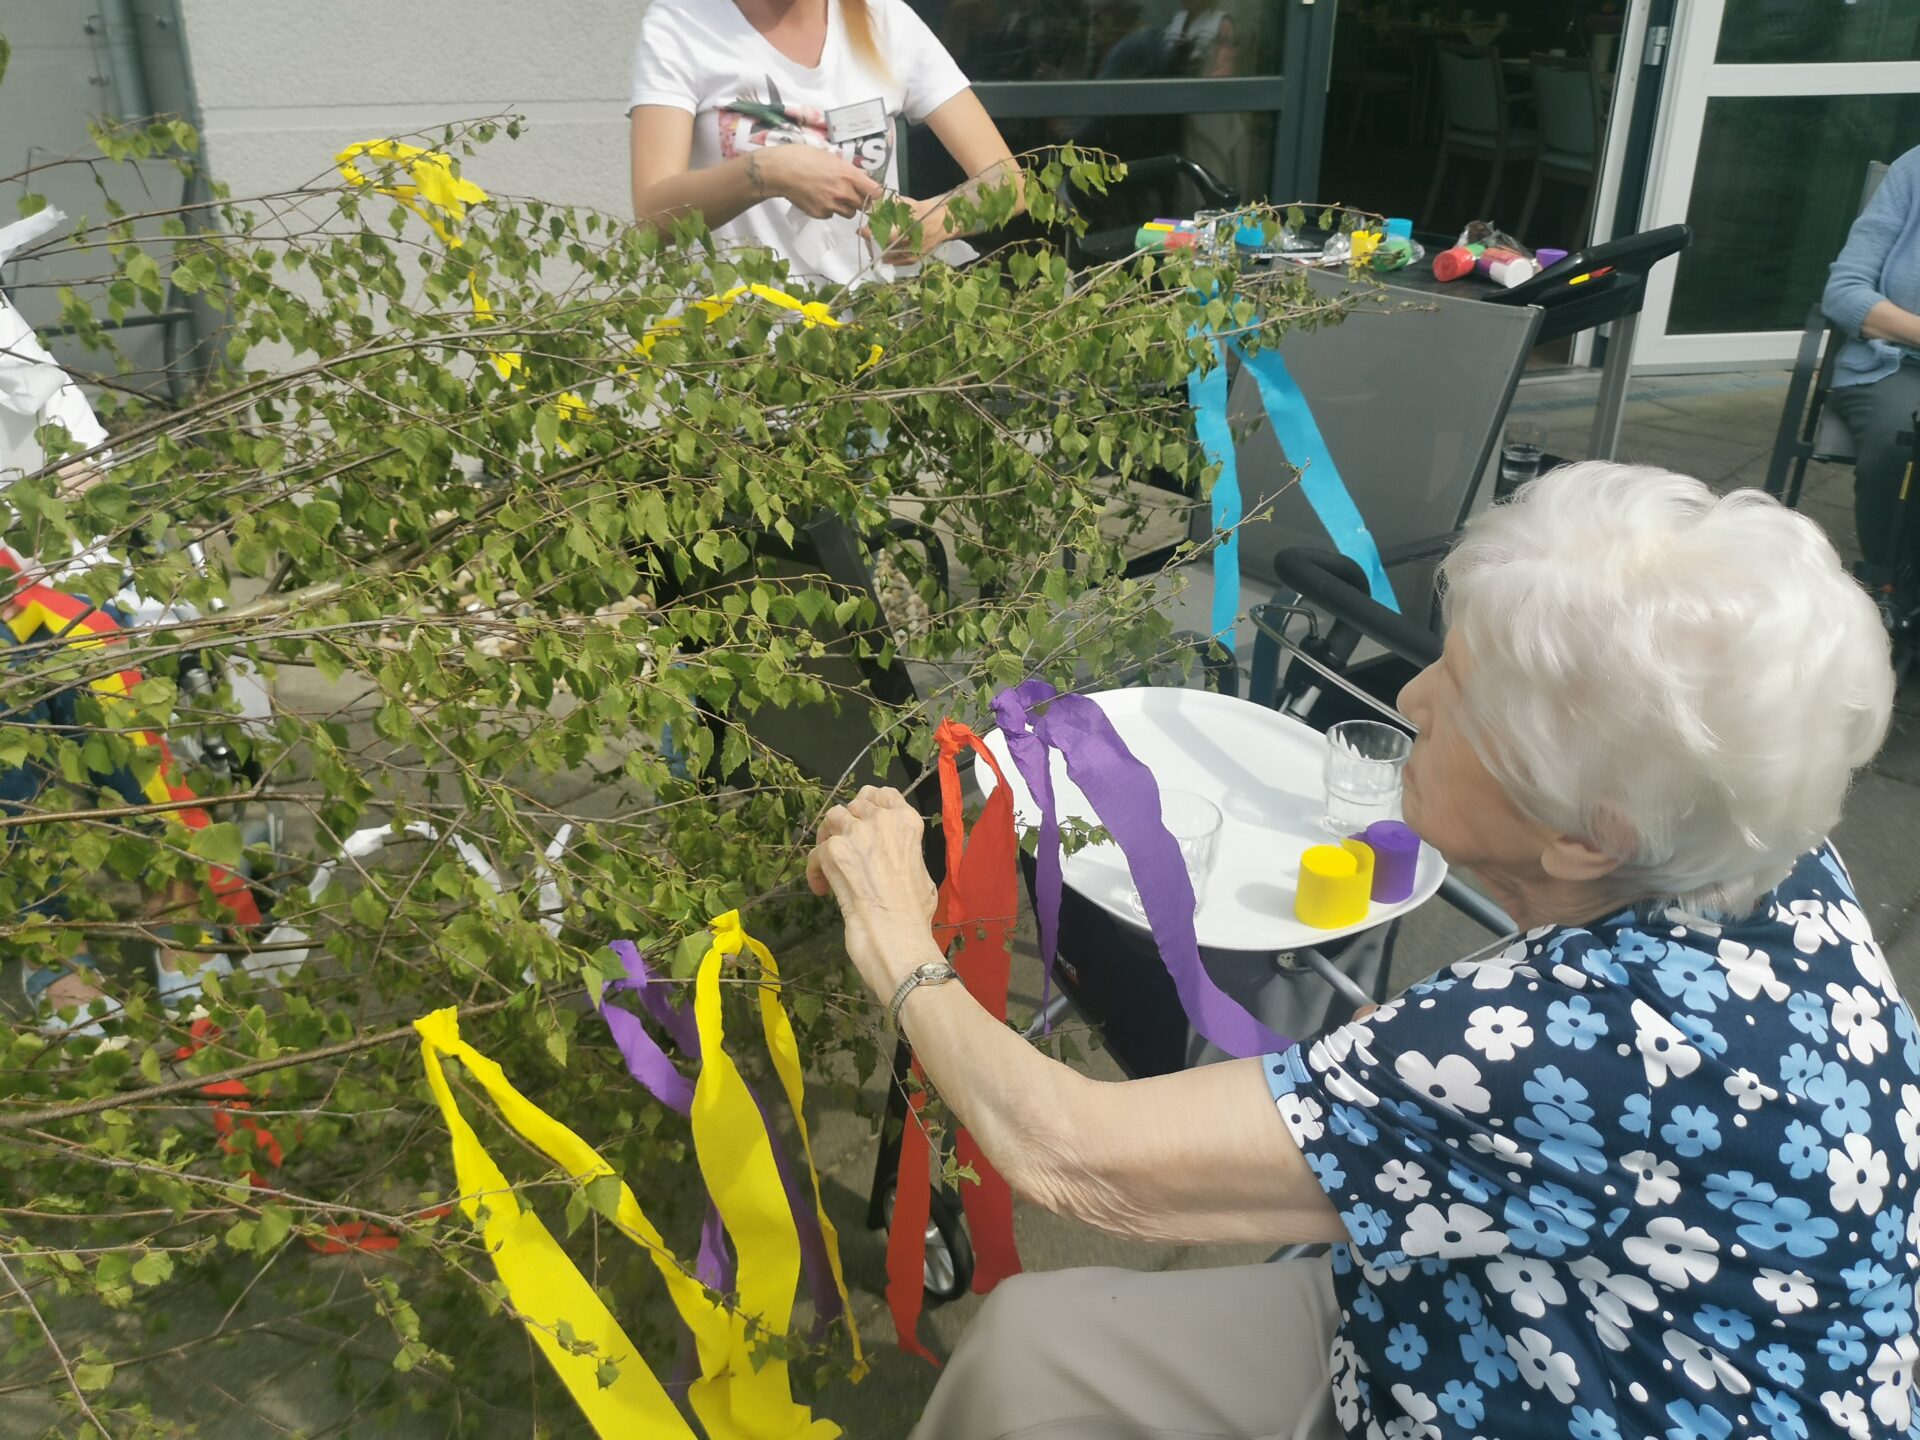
[1823, 143, 1920, 589]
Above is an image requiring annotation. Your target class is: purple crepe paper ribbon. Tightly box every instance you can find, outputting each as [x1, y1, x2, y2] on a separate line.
[601, 941, 838, 1333]
[991, 681, 1065, 1028]
[992, 680, 1294, 1058]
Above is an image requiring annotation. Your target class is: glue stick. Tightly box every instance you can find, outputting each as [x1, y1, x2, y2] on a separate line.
[1432, 243, 1482, 282]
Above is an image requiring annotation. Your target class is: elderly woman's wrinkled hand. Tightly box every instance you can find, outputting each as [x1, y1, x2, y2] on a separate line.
[807, 786, 939, 999]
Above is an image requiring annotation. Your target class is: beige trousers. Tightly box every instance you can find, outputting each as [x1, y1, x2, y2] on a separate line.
[909, 1258, 1345, 1440]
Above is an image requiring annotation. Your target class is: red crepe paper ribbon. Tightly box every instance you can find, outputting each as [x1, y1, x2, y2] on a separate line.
[168, 1017, 442, 1253]
[888, 721, 1026, 1361]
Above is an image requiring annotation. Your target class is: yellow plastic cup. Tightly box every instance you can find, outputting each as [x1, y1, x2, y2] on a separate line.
[1295, 839, 1375, 928]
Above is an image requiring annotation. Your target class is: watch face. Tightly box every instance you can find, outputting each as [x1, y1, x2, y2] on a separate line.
[917, 961, 947, 981]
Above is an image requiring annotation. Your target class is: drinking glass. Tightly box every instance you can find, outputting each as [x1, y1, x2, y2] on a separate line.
[1498, 419, 1547, 497]
[1192, 208, 1234, 263]
[1127, 788, 1223, 919]
[1323, 721, 1412, 835]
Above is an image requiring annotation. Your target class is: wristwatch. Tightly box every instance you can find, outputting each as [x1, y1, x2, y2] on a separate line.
[888, 959, 958, 1029]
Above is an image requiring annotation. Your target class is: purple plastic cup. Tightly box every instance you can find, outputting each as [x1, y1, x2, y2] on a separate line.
[1361, 820, 1422, 903]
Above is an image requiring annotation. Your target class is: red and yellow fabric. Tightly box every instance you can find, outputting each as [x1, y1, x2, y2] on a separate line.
[0, 546, 260, 926]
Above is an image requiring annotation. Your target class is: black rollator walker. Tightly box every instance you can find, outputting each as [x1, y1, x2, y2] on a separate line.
[1867, 408, 1920, 676]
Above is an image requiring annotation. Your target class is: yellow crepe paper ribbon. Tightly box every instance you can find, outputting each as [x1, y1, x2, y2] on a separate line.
[337, 138, 884, 393]
[413, 910, 856, 1439]
[638, 285, 885, 373]
[700, 909, 864, 1385]
[335, 140, 487, 249]
[414, 1006, 695, 1438]
[335, 139, 524, 382]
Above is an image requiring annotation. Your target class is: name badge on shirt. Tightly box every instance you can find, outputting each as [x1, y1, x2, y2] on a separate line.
[825, 97, 888, 145]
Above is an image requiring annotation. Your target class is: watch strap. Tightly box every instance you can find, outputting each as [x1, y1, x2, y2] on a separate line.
[888, 960, 957, 1029]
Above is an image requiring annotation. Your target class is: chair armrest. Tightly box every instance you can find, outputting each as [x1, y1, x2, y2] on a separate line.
[1056, 154, 1241, 225]
[1271, 547, 1443, 670]
[1116, 155, 1242, 210]
[1763, 301, 1832, 498]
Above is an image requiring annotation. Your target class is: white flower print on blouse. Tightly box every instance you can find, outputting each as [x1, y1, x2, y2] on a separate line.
[1394, 1051, 1492, 1115]
[1826, 1132, 1891, 1213]
[1401, 1202, 1508, 1259]
[1277, 1090, 1325, 1142]
[1622, 1216, 1720, 1288]
[1460, 958, 1522, 990]
[1715, 937, 1791, 1003]
[1822, 1387, 1871, 1440]
[1632, 998, 1702, 1086]
[1507, 1328, 1580, 1403]
[1570, 1255, 1658, 1352]
[1464, 1127, 1531, 1166]
[1663, 1328, 1752, 1395]
[1782, 899, 1840, 954]
[1261, 846, 1919, 1440]
[1869, 1336, 1917, 1429]
[1723, 1067, 1778, 1111]
[1752, 1267, 1816, 1315]
[1897, 1085, 1920, 1169]
[1828, 982, 1890, 1063]
[1464, 1004, 1533, 1061]
[1852, 937, 1899, 997]
[1622, 1149, 1681, 1205]
[1377, 1159, 1431, 1203]
[1484, 1253, 1566, 1317]
[1385, 1385, 1440, 1440]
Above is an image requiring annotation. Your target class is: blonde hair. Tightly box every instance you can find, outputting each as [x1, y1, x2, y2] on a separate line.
[841, 0, 892, 79]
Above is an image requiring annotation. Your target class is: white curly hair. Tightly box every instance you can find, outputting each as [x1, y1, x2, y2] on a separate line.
[1439, 462, 1894, 915]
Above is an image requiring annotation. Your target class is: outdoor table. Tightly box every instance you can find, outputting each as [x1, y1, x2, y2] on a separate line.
[1359, 223, 1691, 459]
[976, 686, 1444, 1062]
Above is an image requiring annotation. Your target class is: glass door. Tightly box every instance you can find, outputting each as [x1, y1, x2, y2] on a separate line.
[1631, 0, 1920, 369]
[900, 1, 1336, 208]
[1318, 0, 1630, 250]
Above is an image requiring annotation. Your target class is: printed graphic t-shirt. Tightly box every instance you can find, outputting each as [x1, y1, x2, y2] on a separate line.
[630, 0, 970, 288]
[1266, 845, 1920, 1440]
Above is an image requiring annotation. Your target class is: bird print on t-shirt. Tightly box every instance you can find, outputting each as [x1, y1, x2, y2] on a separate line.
[717, 79, 891, 177]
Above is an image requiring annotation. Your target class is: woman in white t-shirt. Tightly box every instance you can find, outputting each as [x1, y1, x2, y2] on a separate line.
[629, 0, 1022, 289]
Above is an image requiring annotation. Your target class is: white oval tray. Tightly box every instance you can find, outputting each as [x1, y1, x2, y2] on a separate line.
[977, 686, 1447, 954]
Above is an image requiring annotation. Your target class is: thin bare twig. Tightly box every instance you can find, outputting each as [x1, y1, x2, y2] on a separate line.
[0, 987, 564, 1132]
[0, 1248, 114, 1440]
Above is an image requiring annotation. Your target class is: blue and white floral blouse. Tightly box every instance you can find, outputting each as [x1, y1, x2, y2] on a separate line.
[1266, 846, 1920, 1440]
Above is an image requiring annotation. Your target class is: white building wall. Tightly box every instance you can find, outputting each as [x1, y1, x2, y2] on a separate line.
[179, 0, 646, 219]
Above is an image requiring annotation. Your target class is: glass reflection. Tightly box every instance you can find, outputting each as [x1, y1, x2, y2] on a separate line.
[1670, 92, 1920, 336]
[907, 1, 1281, 82]
[1716, 0, 1920, 65]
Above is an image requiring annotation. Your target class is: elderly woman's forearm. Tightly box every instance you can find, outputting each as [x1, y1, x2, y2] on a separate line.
[893, 960, 1094, 1204]
[896, 960, 1344, 1247]
[1861, 298, 1920, 347]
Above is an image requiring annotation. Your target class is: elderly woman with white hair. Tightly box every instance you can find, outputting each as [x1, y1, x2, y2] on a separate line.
[807, 463, 1917, 1440]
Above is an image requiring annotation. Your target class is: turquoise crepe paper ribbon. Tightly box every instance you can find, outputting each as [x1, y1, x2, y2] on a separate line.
[1187, 324, 1401, 648]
